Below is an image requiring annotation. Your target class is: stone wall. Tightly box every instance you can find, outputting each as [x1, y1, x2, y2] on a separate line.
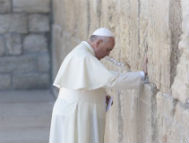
[52, 0, 189, 143]
[0, 0, 51, 90]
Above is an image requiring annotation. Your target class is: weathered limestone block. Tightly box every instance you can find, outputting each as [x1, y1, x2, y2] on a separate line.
[51, 24, 80, 82]
[0, 15, 10, 33]
[0, 55, 37, 73]
[173, 104, 189, 142]
[37, 52, 50, 72]
[0, 0, 11, 13]
[29, 14, 50, 32]
[23, 34, 48, 53]
[13, 0, 50, 13]
[146, 0, 172, 93]
[155, 93, 189, 143]
[51, 24, 62, 81]
[156, 92, 175, 122]
[0, 74, 11, 89]
[13, 73, 50, 89]
[171, 0, 189, 104]
[5, 34, 22, 55]
[169, 0, 182, 86]
[0, 14, 28, 34]
[156, 92, 176, 142]
[53, 0, 89, 40]
[0, 36, 5, 56]
[157, 102, 189, 143]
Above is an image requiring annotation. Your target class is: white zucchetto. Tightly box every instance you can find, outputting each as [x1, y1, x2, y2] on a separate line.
[92, 27, 114, 37]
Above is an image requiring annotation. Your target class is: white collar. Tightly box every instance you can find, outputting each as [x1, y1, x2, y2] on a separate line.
[81, 41, 95, 56]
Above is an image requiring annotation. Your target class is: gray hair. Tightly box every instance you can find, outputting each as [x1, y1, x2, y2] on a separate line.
[89, 35, 111, 43]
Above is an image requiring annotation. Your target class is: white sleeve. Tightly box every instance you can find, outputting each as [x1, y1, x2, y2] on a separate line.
[106, 71, 145, 90]
[139, 71, 145, 80]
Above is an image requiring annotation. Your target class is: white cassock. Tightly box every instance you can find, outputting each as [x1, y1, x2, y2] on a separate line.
[49, 41, 145, 143]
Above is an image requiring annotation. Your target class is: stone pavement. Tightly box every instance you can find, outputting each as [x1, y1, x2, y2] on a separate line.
[0, 90, 56, 143]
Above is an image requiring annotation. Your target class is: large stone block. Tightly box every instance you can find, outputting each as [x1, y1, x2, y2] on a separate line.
[0, 0, 11, 13]
[51, 24, 62, 81]
[0, 14, 28, 34]
[0, 74, 11, 89]
[156, 92, 175, 142]
[37, 52, 50, 72]
[156, 92, 175, 120]
[53, 0, 89, 40]
[0, 55, 37, 73]
[13, 73, 50, 89]
[29, 14, 50, 32]
[171, 0, 189, 104]
[173, 103, 189, 142]
[5, 34, 22, 55]
[13, 0, 50, 13]
[23, 34, 48, 53]
[0, 36, 5, 56]
[156, 102, 189, 143]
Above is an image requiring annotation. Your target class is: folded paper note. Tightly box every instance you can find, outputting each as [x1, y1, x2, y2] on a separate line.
[106, 96, 113, 112]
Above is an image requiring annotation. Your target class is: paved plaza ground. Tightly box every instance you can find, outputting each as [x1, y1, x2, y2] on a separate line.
[0, 90, 55, 143]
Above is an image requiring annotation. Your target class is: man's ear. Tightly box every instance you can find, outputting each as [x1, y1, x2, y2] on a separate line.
[96, 39, 103, 47]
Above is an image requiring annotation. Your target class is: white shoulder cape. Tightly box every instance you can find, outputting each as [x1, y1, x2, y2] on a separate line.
[53, 41, 115, 90]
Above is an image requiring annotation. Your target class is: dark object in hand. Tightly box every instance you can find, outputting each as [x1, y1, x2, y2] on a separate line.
[106, 95, 113, 106]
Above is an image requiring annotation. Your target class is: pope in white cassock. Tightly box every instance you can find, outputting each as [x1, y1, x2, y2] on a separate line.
[49, 28, 147, 143]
